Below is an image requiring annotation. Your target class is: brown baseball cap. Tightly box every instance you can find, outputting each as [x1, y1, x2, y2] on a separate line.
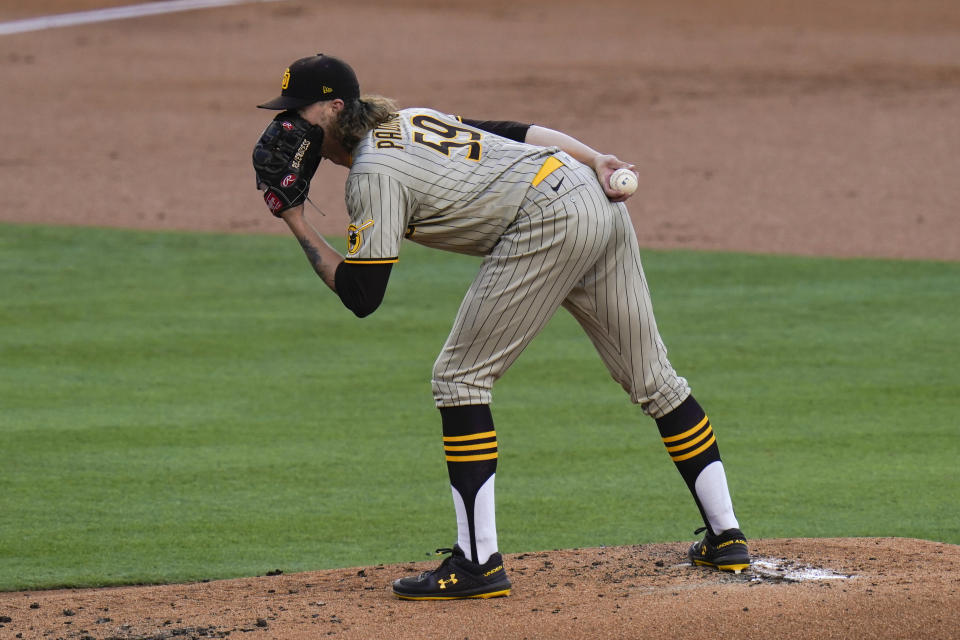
[258, 53, 360, 110]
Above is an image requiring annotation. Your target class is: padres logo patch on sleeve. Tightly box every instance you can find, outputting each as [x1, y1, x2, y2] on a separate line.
[347, 219, 375, 255]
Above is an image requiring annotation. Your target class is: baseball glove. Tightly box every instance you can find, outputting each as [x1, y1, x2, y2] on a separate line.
[252, 111, 325, 216]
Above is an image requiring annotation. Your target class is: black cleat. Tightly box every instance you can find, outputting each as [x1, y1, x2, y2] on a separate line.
[392, 546, 512, 600]
[688, 526, 751, 573]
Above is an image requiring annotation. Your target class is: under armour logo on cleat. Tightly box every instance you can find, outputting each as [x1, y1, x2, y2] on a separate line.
[717, 539, 746, 549]
[437, 573, 458, 589]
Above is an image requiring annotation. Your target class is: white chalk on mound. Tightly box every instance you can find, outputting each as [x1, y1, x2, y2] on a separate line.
[0, 0, 284, 36]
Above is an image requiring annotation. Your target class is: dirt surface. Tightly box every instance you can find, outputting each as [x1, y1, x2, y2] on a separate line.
[2, 538, 959, 640]
[2, 0, 959, 259]
[2, 1, 959, 638]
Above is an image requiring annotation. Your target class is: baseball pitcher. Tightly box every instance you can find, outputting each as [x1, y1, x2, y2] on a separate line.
[252, 54, 750, 600]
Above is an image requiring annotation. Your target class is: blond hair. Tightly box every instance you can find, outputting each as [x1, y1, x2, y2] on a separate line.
[333, 95, 399, 152]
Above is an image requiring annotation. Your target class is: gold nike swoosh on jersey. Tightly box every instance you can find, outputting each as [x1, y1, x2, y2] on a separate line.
[531, 156, 564, 187]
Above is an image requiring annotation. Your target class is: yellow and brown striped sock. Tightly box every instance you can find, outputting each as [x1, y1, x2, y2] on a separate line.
[440, 405, 499, 564]
[655, 395, 739, 535]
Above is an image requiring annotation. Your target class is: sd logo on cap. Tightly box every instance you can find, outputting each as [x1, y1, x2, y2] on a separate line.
[258, 53, 360, 110]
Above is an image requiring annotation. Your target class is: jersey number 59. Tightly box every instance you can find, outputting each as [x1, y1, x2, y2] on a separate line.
[411, 115, 483, 161]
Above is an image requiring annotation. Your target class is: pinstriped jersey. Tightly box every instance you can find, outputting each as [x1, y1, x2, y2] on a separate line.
[343, 108, 556, 262]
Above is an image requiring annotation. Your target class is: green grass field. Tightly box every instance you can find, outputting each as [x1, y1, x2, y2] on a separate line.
[1, 222, 957, 591]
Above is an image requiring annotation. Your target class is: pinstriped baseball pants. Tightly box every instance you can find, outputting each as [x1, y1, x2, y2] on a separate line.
[431, 156, 690, 418]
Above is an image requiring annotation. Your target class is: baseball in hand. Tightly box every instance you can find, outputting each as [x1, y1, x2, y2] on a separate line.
[609, 168, 638, 195]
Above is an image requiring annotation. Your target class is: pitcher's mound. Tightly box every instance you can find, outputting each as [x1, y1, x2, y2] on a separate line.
[2, 537, 957, 639]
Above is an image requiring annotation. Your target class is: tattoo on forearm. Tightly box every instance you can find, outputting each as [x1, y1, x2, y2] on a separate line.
[297, 236, 324, 274]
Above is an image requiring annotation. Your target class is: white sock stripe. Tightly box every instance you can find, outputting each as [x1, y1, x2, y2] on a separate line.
[694, 461, 739, 534]
[473, 475, 498, 565]
[450, 487, 472, 561]
[449, 474, 498, 565]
